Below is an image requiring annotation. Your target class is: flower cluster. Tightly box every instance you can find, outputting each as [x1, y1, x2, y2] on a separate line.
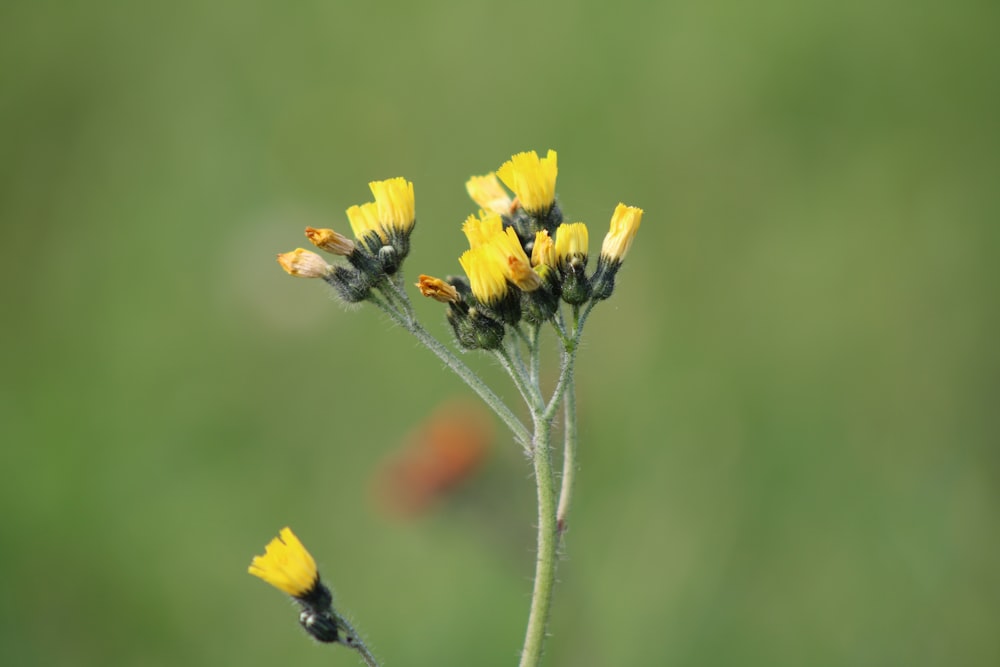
[248, 527, 341, 643]
[419, 150, 643, 349]
[265, 149, 645, 666]
[277, 177, 416, 302]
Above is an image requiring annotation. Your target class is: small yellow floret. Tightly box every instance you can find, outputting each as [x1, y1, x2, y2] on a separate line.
[277, 249, 333, 278]
[601, 203, 643, 262]
[531, 230, 555, 268]
[462, 211, 504, 249]
[369, 177, 415, 233]
[248, 527, 320, 598]
[496, 150, 558, 215]
[466, 173, 514, 216]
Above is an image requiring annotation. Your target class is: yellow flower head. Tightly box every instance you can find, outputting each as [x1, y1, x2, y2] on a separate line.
[416, 274, 460, 303]
[466, 173, 514, 216]
[277, 249, 333, 278]
[554, 222, 589, 269]
[248, 527, 320, 598]
[459, 246, 509, 305]
[305, 227, 356, 256]
[496, 150, 558, 215]
[369, 177, 415, 234]
[600, 203, 643, 263]
[491, 226, 541, 292]
[531, 230, 555, 268]
[346, 202, 386, 242]
[462, 211, 504, 249]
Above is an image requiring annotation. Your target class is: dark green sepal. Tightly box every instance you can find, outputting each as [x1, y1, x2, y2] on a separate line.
[324, 266, 372, 303]
[560, 260, 591, 305]
[590, 257, 622, 301]
[298, 608, 339, 643]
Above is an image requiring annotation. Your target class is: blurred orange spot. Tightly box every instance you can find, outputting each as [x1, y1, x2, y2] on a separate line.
[372, 399, 493, 519]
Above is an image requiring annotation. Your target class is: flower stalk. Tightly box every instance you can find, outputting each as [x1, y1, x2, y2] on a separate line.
[259, 152, 643, 667]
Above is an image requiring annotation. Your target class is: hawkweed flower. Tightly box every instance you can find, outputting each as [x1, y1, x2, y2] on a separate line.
[592, 203, 643, 300]
[458, 245, 521, 325]
[277, 249, 333, 278]
[554, 222, 591, 304]
[249, 527, 340, 643]
[466, 173, 514, 217]
[497, 150, 558, 217]
[370, 177, 416, 261]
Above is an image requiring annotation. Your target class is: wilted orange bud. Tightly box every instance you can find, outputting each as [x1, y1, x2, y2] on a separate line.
[277, 249, 332, 278]
[305, 227, 356, 256]
[416, 275, 460, 303]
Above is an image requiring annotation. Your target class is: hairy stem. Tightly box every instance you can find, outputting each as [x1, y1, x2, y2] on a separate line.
[556, 364, 577, 539]
[519, 414, 558, 667]
[368, 295, 531, 448]
[336, 614, 380, 667]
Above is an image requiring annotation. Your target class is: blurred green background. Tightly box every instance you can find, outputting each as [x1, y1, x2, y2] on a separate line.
[2, 0, 997, 665]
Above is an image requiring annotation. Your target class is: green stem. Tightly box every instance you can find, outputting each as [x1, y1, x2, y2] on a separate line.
[367, 296, 531, 448]
[407, 318, 531, 449]
[519, 414, 558, 667]
[496, 347, 541, 413]
[556, 363, 577, 540]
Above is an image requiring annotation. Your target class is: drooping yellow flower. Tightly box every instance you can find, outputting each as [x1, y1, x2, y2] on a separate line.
[369, 177, 415, 234]
[466, 173, 514, 216]
[490, 226, 541, 292]
[416, 274, 460, 303]
[600, 203, 643, 263]
[496, 150, 558, 215]
[462, 211, 504, 249]
[531, 230, 555, 268]
[248, 527, 320, 598]
[459, 246, 509, 305]
[277, 249, 333, 278]
[305, 227, 356, 256]
[346, 202, 386, 242]
[554, 222, 589, 269]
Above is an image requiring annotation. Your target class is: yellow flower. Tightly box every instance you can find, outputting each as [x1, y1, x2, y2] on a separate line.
[600, 203, 643, 262]
[248, 527, 320, 598]
[554, 222, 589, 269]
[305, 227, 356, 256]
[459, 246, 509, 305]
[346, 202, 386, 242]
[466, 173, 514, 216]
[369, 177, 415, 234]
[496, 149, 558, 215]
[531, 230, 555, 268]
[277, 249, 333, 278]
[416, 275, 460, 303]
[490, 227, 541, 292]
[462, 211, 504, 249]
